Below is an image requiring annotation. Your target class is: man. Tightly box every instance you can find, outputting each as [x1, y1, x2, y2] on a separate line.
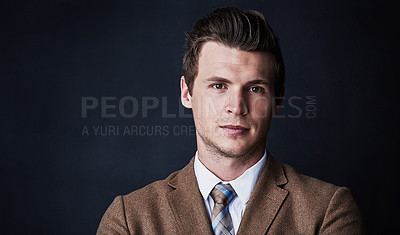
[97, 6, 364, 234]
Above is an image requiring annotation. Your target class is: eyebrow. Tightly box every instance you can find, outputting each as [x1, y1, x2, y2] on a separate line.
[204, 76, 270, 86]
[204, 76, 232, 84]
[246, 79, 271, 86]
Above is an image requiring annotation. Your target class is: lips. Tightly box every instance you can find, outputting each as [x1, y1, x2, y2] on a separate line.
[220, 125, 250, 136]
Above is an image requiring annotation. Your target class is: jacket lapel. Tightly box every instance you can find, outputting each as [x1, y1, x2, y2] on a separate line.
[236, 153, 288, 235]
[166, 158, 214, 235]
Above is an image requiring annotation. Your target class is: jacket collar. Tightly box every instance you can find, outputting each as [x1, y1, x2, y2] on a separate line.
[166, 152, 288, 235]
[166, 158, 214, 235]
[236, 152, 288, 234]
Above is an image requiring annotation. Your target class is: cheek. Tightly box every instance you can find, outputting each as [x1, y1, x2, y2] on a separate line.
[250, 96, 273, 119]
[193, 95, 224, 119]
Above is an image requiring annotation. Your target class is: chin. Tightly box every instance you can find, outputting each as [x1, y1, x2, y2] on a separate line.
[215, 144, 255, 159]
[199, 132, 262, 158]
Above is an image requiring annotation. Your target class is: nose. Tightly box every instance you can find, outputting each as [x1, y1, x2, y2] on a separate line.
[226, 89, 248, 116]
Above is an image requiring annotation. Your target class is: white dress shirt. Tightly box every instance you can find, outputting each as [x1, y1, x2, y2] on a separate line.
[193, 151, 267, 234]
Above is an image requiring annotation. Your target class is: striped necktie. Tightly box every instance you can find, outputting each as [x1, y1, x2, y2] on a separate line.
[210, 183, 237, 235]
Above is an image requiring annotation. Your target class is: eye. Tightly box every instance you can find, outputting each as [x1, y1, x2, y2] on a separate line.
[212, 84, 225, 89]
[248, 86, 264, 93]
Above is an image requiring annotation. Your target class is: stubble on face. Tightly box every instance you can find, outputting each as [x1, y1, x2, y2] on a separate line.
[194, 111, 269, 160]
[189, 42, 275, 164]
[197, 127, 265, 160]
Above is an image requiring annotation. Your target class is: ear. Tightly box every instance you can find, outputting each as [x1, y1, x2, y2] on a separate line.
[180, 76, 192, 108]
[274, 85, 285, 114]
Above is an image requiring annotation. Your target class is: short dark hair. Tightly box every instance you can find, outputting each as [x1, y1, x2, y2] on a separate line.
[182, 6, 285, 96]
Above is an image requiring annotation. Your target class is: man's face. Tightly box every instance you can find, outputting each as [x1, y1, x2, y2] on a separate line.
[181, 41, 278, 158]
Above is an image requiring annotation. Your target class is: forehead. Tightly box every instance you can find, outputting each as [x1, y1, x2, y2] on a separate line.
[197, 41, 274, 79]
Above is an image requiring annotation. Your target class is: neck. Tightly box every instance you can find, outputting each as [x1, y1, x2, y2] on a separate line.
[197, 143, 265, 181]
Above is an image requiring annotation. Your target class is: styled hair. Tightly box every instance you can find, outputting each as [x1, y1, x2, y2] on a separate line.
[182, 6, 285, 96]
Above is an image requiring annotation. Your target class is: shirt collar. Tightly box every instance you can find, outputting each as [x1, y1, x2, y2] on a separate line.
[194, 150, 267, 205]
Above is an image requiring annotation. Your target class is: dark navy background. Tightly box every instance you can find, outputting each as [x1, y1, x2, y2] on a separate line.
[1, 0, 398, 234]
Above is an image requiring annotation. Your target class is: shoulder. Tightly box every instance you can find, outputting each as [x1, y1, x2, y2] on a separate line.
[96, 166, 187, 234]
[281, 162, 339, 196]
[265, 155, 341, 201]
[106, 157, 195, 215]
[122, 169, 180, 206]
[273, 159, 364, 234]
[279, 161, 351, 211]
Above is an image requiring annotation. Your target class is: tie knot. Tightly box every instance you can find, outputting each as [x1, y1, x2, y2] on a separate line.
[210, 183, 237, 205]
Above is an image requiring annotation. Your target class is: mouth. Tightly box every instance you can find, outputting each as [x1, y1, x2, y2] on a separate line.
[220, 125, 250, 136]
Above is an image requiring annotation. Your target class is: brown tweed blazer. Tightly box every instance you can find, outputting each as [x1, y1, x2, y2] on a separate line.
[97, 154, 364, 234]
